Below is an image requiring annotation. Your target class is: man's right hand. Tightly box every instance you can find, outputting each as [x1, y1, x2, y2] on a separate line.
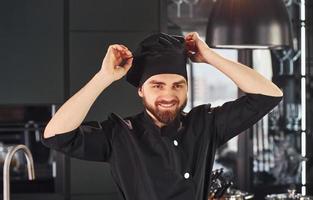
[99, 44, 133, 82]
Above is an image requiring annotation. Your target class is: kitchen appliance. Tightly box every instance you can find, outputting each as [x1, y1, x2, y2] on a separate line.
[265, 189, 313, 200]
[0, 105, 56, 193]
[209, 168, 254, 200]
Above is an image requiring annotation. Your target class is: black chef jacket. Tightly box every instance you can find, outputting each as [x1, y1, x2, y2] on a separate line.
[41, 92, 283, 200]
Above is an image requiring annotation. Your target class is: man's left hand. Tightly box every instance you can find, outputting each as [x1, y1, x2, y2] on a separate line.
[184, 32, 215, 64]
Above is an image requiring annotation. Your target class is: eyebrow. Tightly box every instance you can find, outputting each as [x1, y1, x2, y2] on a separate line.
[148, 80, 165, 85]
[148, 79, 187, 85]
[173, 80, 187, 85]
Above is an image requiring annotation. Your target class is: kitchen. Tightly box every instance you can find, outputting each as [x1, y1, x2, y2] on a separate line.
[0, 0, 312, 199]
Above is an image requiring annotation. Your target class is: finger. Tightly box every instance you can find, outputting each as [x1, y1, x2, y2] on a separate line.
[187, 32, 199, 41]
[185, 38, 193, 43]
[185, 32, 195, 39]
[119, 48, 132, 57]
[123, 57, 133, 72]
[187, 51, 194, 60]
[188, 50, 198, 60]
[111, 44, 125, 52]
[120, 50, 133, 59]
[185, 36, 197, 45]
[186, 43, 197, 52]
[110, 47, 121, 57]
[119, 45, 131, 57]
[184, 32, 193, 39]
[190, 32, 199, 37]
[119, 44, 129, 50]
[112, 46, 131, 58]
[111, 47, 122, 58]
[123, 49, 133, 57]
[187, 50, 194, 56]
[185, 40, 195, 46]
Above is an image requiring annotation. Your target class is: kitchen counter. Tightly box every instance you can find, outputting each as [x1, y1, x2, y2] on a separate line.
[0, 192, 120, 200]
[0, 193, 64, 200]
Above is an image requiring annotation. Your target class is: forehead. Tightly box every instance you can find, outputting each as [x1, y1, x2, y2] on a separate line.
[145, 74, 187, 84]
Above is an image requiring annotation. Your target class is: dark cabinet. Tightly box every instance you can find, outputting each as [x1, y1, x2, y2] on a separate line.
[67, 0, 166, 198]
[0, 0, 64, 105]
[0, 0, 165, 198]
[69, 0, 160, 31]
[68, 33, 145, 196]
[69, 32, 147, 120]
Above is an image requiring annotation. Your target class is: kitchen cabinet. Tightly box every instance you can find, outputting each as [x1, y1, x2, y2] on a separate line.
[68, 32, 146, 196]
[67, 0, 166, 198]
[70, 194, 120, 200]
[0, 0, 64, 105]
[0, 0, 165, 198]
[69, 32, 147, 120]
[69, 0, 160, 31]
[0, 193, 63, 200]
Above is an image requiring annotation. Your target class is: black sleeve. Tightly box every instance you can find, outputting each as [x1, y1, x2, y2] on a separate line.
[40, 119, 114, 162]
[211, 92, 283, 147]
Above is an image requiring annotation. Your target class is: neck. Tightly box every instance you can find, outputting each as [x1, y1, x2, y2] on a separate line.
[145, 109, 166, 128]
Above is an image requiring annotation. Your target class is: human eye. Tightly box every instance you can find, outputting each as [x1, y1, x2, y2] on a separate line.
[174, 84, 183, 89]
[152, 84, 162, 89]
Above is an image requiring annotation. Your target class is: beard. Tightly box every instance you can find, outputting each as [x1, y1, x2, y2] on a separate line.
[142, 96, 187, 124]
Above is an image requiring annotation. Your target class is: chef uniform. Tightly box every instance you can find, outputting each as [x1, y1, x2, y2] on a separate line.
[41, 32, 283, 200]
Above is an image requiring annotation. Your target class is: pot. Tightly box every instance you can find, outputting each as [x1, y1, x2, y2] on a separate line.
[224, 189, 254, 200]
[265, 189, 313, 200]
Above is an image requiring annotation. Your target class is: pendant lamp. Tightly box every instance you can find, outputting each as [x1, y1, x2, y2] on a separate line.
[205, 0, 293, 49]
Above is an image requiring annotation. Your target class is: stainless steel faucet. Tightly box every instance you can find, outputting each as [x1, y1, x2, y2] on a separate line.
[3, 144, 35, 200]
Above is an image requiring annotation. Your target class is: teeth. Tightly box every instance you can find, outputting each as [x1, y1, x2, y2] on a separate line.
[159, 103, 175, 108]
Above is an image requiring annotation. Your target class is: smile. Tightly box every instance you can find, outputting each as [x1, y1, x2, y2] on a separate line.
[158, 103, 176, 108]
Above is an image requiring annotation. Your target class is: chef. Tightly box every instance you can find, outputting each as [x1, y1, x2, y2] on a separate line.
[41, 32, 283, 200]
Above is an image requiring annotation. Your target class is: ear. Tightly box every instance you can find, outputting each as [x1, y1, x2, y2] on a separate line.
[138, 86, 143, 97]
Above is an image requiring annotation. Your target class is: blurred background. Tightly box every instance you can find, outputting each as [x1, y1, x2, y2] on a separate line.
[0, 0, 312, 199]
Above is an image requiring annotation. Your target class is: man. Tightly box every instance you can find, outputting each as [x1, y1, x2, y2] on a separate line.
[41, 32, 283, 200]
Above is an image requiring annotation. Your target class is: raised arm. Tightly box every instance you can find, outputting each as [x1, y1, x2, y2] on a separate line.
[184, 32, 283, 97]
[43, 44, 133, 139]
[184, 32, 283, 146]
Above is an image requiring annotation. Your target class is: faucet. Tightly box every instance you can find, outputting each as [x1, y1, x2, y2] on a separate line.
[3, 144, 35, 200]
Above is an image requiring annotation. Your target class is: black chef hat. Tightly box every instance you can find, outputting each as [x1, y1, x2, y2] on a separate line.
[126, 32, 188, 87]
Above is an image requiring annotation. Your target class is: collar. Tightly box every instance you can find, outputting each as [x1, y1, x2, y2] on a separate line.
[142, 109, 183, 138]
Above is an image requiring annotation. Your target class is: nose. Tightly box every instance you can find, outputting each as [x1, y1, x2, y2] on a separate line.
[159, 90, 178, 102]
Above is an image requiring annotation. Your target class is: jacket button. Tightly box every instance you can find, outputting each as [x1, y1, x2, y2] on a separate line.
[173, 140, 178, 146]
[184, 172, 190, 179]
